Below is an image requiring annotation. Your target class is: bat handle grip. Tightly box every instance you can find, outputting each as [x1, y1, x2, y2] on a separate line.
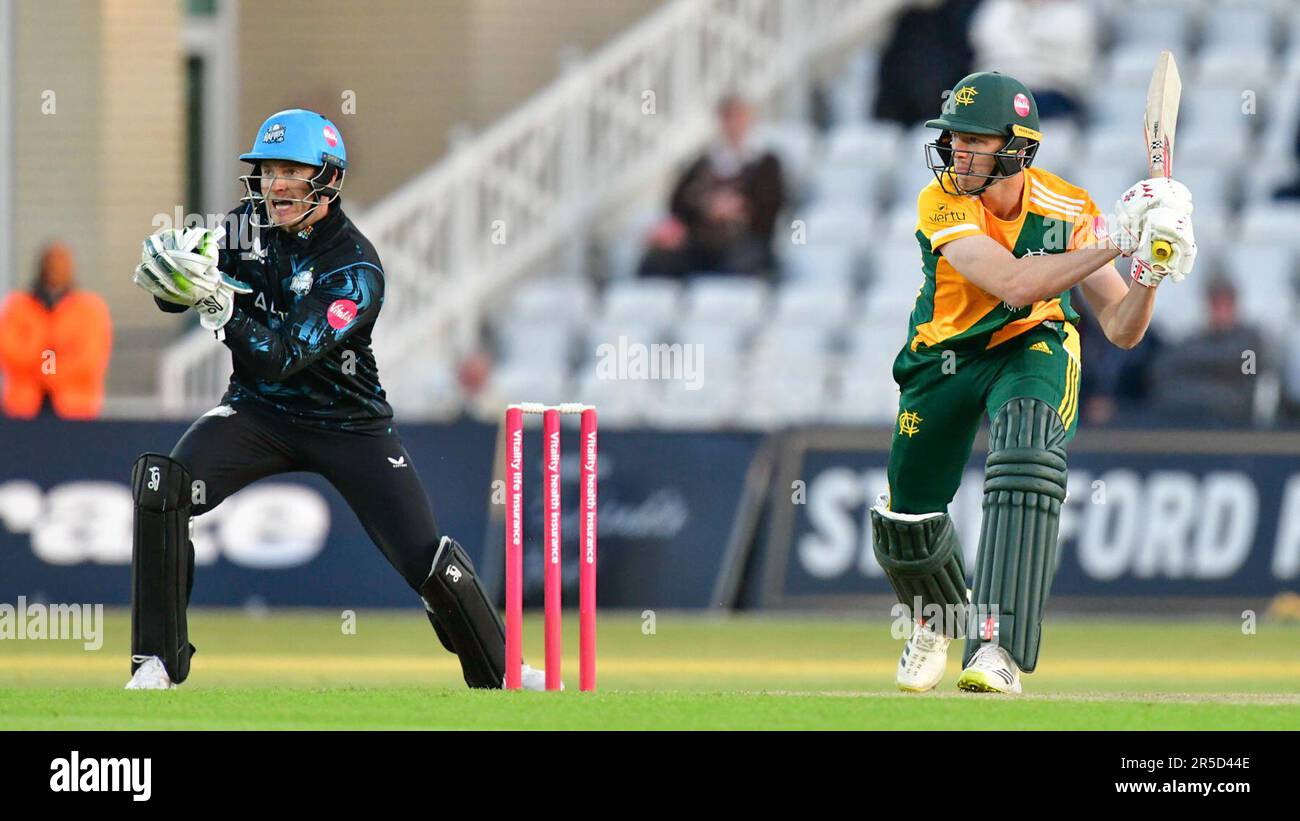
[1151, 239, 1172, 262]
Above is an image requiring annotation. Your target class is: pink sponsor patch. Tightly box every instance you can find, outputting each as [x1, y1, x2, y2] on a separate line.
[327, 298, 357, 330]
[1013, 93, 1030, 117]
[323, 126, 338, 147]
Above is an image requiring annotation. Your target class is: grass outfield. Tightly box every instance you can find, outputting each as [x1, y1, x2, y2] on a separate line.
[1, 610, 1297, 729]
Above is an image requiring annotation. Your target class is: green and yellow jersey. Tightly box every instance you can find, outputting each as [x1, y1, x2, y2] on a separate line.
[904, 166, 1101, 356]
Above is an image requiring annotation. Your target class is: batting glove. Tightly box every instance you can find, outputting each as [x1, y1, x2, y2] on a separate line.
[1131, 207, 1197, 288]
[1115, 178, 1193, 257]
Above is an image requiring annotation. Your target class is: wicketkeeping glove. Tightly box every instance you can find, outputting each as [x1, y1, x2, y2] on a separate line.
[192, 275, 253, 331]
[1115, 178, 1193, 256]
[133, 260, 194, 305]
[1131, 207, 1197, 287]
[135, 226, 224, 304]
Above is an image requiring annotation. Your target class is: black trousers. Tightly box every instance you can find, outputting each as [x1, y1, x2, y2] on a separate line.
[172, 401, 440, 591]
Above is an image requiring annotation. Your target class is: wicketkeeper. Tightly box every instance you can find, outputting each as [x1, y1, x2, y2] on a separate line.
[126, 108, 545, 690]
[871, 73, 1195, 693]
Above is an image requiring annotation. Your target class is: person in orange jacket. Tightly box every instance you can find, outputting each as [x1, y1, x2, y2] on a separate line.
[0, 243, 112, 419]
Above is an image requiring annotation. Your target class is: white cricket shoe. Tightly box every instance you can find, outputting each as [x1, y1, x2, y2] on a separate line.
[124, 655, 175, 690]
[504, 662, 561, 691]
[957, 645, 1022, 694]
[896, 621, 951, 692]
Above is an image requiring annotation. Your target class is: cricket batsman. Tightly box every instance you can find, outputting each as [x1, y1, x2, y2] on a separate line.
[870, 73, 1196, 693]
[125, 109, 545, 690]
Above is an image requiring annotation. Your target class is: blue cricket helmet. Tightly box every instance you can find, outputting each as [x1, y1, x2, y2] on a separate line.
[239, 109, 347, 229]
[240, 108, 348, 170]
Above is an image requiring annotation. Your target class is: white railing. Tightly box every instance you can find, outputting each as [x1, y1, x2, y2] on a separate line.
[159, 0, 905, 415]
[159, 325, 231, 415]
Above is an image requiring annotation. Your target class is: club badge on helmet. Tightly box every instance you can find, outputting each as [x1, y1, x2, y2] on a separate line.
[924, 72, 1042, 196]
[239, 109, 348, 229]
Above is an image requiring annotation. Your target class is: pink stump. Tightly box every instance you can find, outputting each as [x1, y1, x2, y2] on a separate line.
[503, 406, 524, 690]
[542, 408, 562, 690]
[579, 408, 598, 691]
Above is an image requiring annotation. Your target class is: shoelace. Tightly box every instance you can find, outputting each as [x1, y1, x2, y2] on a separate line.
[912, 625, 943, 652]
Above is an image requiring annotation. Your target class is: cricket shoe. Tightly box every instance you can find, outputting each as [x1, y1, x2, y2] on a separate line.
[896, 621, 951, 692]
[956, 645, 1022, 694]
[124, 655, 175, 690]
[510, 662, 561, 691]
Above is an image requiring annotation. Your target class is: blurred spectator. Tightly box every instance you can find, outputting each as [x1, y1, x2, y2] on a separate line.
[1147, 280, 1267, 428]
[0, 244, 112, 419]
[1274, 325, 1300, 425]
[1272, 119, 1300, 200]
[873, 0, 979, 127]
[1073, 285, 1164, 427]
[457, 350, 492, 398]
[638, 96, 785, 280]
[969, 0, 1097, 121]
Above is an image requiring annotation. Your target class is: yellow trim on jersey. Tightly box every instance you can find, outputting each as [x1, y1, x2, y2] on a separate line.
[908, 168, 1099, 353]
[1056, 322, 1082, 430]
[1027, 178, 1084, 223]
[930, 223, 981, 243]
[1057, 354, 1080, 431]
[1062, 319, 1082, 367]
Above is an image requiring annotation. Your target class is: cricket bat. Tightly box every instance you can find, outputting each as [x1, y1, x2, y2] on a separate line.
[1144, 50, 1181, 264]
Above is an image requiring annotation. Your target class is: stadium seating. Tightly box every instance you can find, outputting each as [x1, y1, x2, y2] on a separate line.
[497, 319, 573, 367]
[773, 281, 856, 326]
[783, 244, 860, 284]
[647, 373, 743, 429]
[754, 120, 819, 198]
[1109, 3, 1193, 54]
[480, 3, 1300, 430]
[811, 164, 879, 205]
[1148, 276, 1207, 344]
[684, 277, 770, 326]
[800, 202, 875, 251]
[1226, 246, 1297, 338]
[602, 278, 681, 325]
[673, 320, 751, 361]
[1031, 123, 1080, 177]
[1200, 6, 1275, 52]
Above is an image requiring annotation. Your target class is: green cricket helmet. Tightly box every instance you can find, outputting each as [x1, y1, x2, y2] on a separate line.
[924, 72, 1042, 196]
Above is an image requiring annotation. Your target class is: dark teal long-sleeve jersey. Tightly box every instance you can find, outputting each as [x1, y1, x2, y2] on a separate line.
[156, 203, 393, 433]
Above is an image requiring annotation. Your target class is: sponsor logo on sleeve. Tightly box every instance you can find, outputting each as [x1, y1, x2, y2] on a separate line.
[327, 298, 358, 330]
[929, 203, 968, 224]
